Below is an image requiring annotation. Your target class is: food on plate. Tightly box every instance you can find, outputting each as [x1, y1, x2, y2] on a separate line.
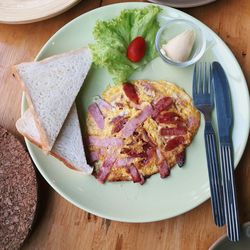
[127, 36, 146, 62]
[90, 5, 161, 83]
[13, 47, 92, 152]
[86, 80, 200, 184]
[160, 30, 195, 62]
[16, 104, 92, 174]
[14, 48, 93, 174]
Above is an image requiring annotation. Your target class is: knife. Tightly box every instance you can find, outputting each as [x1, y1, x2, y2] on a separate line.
[212, 61, 240, 241]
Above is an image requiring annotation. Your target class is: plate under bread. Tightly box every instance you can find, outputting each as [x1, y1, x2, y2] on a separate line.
[22, 2, 250, 222]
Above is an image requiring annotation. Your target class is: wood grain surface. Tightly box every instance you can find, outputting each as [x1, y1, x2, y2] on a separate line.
[0, 0, 249, 249]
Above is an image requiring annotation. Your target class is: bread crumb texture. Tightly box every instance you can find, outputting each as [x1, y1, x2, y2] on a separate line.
[0, 126, 37, 250]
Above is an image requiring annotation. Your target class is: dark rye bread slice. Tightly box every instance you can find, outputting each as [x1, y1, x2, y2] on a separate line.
[0, 126, 37, 250]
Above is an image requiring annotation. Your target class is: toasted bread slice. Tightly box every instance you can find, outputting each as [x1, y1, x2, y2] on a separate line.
[16, 104, 93, 174]
[13, 47, 92, 152]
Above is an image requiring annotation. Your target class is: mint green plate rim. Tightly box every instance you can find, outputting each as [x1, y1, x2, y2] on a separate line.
[21, 2, 250, 222]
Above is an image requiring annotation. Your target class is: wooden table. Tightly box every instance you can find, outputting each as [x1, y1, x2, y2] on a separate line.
[0, 0, 249, 249]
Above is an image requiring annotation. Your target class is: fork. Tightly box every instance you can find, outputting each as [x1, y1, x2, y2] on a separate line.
[193, 62, 225, 227]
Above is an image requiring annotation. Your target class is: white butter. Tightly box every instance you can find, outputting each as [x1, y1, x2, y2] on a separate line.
[161, 30, 195, 62]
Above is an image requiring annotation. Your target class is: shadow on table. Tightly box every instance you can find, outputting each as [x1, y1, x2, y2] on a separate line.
[235, 138, 250, 224]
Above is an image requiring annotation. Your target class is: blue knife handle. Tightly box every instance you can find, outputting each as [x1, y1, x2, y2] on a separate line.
[220, 144, 240, 241]
[204, 121, 225, 227]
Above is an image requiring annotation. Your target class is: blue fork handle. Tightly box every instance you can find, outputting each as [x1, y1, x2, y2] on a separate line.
[204, 121, 225, 227]
[220, 144, 240, 241]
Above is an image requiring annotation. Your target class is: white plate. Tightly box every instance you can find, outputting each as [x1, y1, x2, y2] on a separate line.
[148, 0, 216, 8]
[22, 2, 250, 222]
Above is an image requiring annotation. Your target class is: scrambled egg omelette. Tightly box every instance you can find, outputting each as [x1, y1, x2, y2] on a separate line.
[86, 80, 200, 184]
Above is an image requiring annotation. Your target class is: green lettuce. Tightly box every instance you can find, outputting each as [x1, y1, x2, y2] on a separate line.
[89, 5, 162, 84]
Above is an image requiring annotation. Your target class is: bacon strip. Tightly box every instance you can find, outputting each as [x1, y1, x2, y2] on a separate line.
[97, 156, 116, 183]
[176, 150, 185, 167]
[165, 136, 185, 151]
[156, 148, 164, 162]
[142, 81, 155, 92]
[130, 103, 143, 110]
[97, 98, 112, 111]
[110, 116, 123, 124]
[129, 165, 145, 184]
[156, 97, 173, 110]
[141, 130, 156, 148]
[152, 97, 173, 118]
[141, 133, 156, 163]
[188, 116, 200, 128]
[160, 127, 187, 136]
[111, 116, 128, 134]
[156, 112, 181, 123]
[159, 161, 171, 178]
[115, 157, 134, 167]
[123, 82, 139, 104]
[88, 103, 104, 129]
[89, 151, 99, 162]
[121, 105, 153, 137]
[121, 148, 147, 158]
[88, 136, 123, 147]
[140, 148, 155, 165]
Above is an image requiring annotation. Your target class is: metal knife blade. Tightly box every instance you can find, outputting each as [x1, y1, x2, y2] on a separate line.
[212, 61, 240, 242]
[212, 62, 233, 143]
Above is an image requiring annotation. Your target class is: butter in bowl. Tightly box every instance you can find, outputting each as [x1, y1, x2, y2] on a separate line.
[155, 19, 206, 67]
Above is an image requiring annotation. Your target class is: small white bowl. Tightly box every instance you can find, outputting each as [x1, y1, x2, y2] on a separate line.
[155, 19, 206, 67]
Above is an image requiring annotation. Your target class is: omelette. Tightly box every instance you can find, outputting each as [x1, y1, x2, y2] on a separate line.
[86, 80, 200, 184]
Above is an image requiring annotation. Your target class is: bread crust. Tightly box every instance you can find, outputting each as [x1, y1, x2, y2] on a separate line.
[19, 130, 80, 172]
[12, 65, 50, 153]
[12, 47, 92, 153]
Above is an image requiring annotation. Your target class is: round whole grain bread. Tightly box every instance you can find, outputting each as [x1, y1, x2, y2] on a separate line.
[0, 126, 37, 250]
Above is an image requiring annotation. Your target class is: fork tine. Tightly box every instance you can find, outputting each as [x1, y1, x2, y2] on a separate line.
[198, 62, 203, 94]
[204, 62, 208, 94]
[193, 64, 197, 96]
[210, 64, 214, 104]
[208, 63, 211, 94]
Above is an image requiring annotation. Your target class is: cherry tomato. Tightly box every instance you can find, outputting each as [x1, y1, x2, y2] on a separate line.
[127, 36, 146, 62]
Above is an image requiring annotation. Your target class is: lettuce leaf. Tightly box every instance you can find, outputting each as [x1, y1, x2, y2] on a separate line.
[89, 6, 162, 84]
